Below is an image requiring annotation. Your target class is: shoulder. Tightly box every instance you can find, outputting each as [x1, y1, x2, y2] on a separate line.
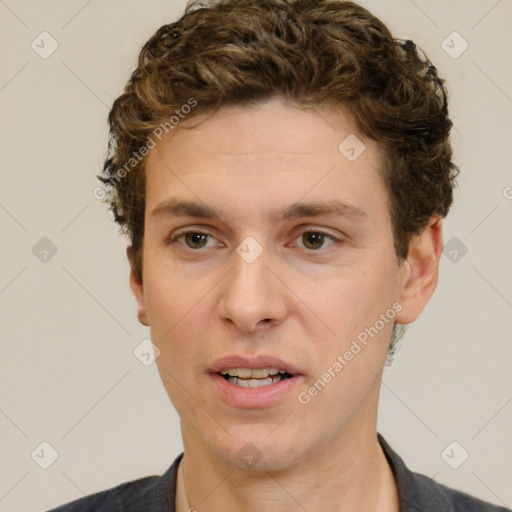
[405, 467, 509, 512]
[47, 476, 158, 512]
[378, 434, 510, 512]
[46, 453, 182, 512]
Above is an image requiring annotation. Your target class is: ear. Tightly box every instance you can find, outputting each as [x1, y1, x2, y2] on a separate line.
[127, 245, 149, 326]
[395, 216, 443, 325]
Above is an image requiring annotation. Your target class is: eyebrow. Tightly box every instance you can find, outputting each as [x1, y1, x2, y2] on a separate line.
[150, 198, 367, 223]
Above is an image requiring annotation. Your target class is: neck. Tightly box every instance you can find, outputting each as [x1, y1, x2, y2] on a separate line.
[177, 420, 399, 512]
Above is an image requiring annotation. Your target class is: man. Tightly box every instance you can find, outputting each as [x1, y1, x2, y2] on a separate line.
[49, 0, 509, 510]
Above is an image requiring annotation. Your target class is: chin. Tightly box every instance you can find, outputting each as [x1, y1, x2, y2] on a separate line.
[212, 426, 305, 472]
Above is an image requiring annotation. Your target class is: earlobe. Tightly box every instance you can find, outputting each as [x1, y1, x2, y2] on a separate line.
[127, 245, 150, 327]
[395, 216, 444, 325]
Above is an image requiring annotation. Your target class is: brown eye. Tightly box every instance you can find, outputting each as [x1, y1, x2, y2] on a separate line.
[294, 229, 339, 251]
[302, 232, 327, 250]
[183, 232, 209, 249]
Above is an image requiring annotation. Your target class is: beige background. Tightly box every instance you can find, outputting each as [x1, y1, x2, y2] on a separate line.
[0, 0, 511, 510]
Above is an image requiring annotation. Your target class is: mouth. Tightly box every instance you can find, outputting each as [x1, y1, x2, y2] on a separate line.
[218, 367, 294, 388]
[208, 355, 303, 408]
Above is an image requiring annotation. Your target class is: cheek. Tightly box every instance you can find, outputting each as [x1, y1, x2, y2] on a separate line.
[144, 246, 210, 327]
[303, 262, 400, 403]
[148, 279, 209, 413]
[312, 265, 396, 336]
[300, 272, 397, 420]
[143, 268, 206, 367]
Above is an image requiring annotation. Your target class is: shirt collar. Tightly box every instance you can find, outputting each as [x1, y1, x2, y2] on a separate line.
[152, 434, 457, 512]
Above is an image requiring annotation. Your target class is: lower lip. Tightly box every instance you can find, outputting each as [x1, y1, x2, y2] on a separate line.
[209, 373, 303, 409]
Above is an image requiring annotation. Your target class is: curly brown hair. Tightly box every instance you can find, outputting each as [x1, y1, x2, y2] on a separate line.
[99, 0, 458, 281]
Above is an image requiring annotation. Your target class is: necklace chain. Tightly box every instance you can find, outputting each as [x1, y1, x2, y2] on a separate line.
[182, 459, 197, 512]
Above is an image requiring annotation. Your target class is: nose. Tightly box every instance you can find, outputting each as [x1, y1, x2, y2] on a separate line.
[217, 247, 289, 333]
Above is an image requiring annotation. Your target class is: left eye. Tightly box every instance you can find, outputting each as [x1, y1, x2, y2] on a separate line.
[295, 231, 338, 250]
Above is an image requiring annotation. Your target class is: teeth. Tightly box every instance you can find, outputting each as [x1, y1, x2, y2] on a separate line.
[227, 376, 277, 388]
[220, 367, 282, 378]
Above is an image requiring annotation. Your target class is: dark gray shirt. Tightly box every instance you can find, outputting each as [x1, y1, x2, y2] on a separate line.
[47, 434, 510, 511]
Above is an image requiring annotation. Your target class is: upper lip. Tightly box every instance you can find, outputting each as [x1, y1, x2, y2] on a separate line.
[208, 354, 302, 376]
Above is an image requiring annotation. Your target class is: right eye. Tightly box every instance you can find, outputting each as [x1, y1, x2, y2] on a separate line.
[167, 231, 220, 250]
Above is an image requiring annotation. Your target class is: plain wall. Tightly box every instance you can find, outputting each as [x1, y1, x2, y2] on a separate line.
[0, 0, 510, 510]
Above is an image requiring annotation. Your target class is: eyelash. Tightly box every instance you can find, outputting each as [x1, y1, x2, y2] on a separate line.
[166, 229, 341, 251]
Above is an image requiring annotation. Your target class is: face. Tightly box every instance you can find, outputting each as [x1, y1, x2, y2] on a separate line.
[130, 97, 441, 471]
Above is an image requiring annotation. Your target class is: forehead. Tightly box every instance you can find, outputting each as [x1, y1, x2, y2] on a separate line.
[144, 98, 387, 222]
[153, 98, 368, 157]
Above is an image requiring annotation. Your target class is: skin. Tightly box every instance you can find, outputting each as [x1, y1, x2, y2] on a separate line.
[128, 97, 443, 512]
